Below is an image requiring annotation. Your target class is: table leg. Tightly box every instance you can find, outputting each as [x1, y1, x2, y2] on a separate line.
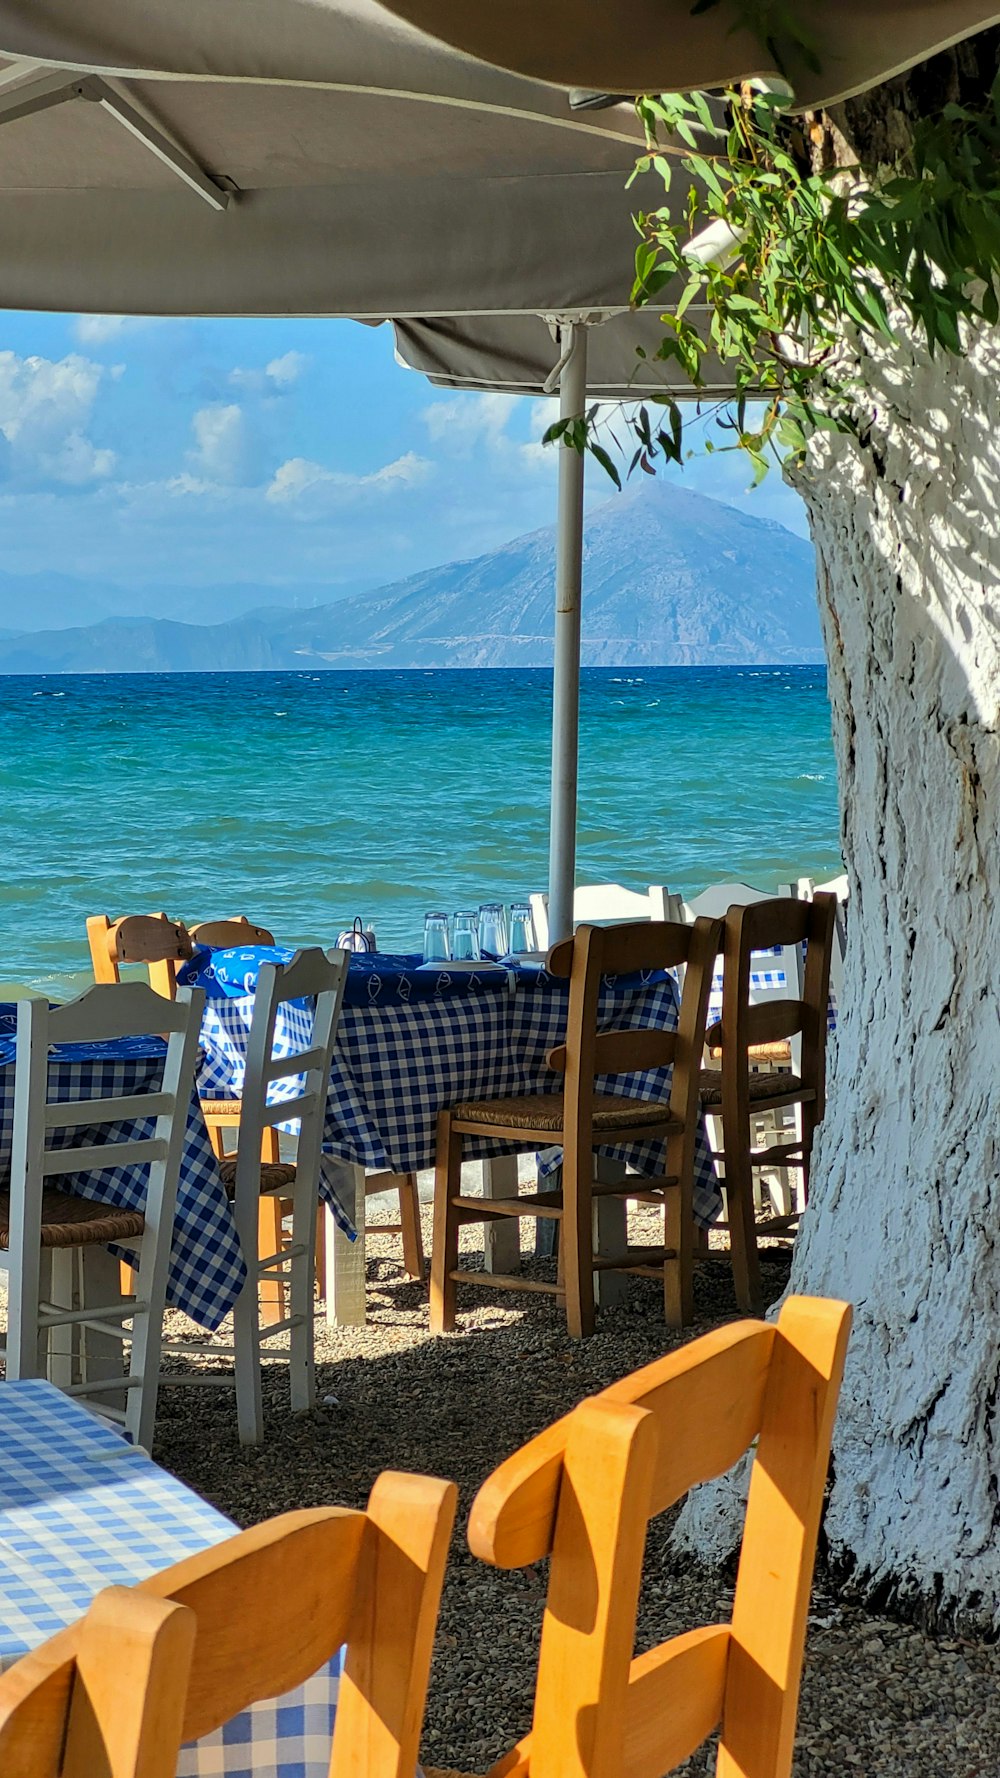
[323, 1164, 367, 1328]
[592, 1158, 629, 1307]
[482, 1155, 521, 1274]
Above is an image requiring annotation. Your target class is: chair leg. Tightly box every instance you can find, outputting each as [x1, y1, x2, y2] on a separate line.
[258, 1196, 287, 1326]
[663, 1186, 694, 1329]
[397, 1173, 425, 1279]
[723, 1136, 763, 1315]
[561, 1146, 595, 1340]
[233, 1255, 265, 1448]
[287, 1178, 318, 1416]
[430, 1113, 463, 1334]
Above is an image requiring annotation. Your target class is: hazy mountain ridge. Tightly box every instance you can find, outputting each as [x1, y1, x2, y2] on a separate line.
[0, 482, 821, 672]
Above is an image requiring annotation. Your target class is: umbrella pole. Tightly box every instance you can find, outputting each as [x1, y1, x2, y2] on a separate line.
[546, 320, 588, 945]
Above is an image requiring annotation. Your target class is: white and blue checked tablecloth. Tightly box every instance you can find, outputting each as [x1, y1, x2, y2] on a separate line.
[0, 1380, 341, 1778]
[188, 951, 723, 1229]
[0, 1017, 246, 1331]
[709, 948, 839, 1033]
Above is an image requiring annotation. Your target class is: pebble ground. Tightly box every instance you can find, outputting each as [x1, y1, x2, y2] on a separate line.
[149, 1204, 1000, 1778]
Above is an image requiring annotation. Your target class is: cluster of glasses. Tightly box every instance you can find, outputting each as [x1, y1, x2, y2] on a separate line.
[422, 902, 537, 964]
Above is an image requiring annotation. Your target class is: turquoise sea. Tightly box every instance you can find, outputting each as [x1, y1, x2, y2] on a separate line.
[0, 666, 841, 999]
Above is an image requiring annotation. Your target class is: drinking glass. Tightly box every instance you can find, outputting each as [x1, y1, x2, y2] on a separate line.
[422, 911, 451, 963]
[508, 902, 536, 955]
[451, 911, 481, 961]
[478, 902, 508, 957]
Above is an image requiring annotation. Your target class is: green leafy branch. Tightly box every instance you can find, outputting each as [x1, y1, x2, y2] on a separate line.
[552, 71, 1000, 484]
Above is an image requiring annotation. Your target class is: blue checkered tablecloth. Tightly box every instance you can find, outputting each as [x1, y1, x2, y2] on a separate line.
[193, 953, 722, 1229]
[0, 1380, 340, 1777]
[709, 948, 839, 1032]
[0, 1025, 246, 1332]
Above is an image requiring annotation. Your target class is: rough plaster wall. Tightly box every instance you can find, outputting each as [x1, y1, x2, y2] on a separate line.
[678, 315, 1000, 1628]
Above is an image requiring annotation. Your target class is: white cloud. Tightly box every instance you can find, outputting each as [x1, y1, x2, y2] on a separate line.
[265, 351, 308, 387]
[422, 392, 520, 451]
[266, 450, 430, 505]
[72, 316, 154, 346]
[0, 349, 115, 484]
[188, 403, 256, 485]
[228, 350, 310, 393]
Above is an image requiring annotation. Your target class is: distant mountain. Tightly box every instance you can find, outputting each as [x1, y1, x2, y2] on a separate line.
[0, 570, 368, 633]
[0, 482, 820, 672]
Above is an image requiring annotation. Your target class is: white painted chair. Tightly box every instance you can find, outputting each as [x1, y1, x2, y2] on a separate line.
[2, 982, 204, 1449]
[794, 874, 848, 1002]
[529, 883, 674, 948]
[167, 948, 349, 1445]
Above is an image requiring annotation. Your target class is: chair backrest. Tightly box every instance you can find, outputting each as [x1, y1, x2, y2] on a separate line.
[6, 983, 204, 1398]
[792, 877, 848, 1002]
[0, 1584, 194, 1778]
[189, 916, 276, 948]
[87, 914, 194, 1001]
[230, 947, 349, 1229]
[468, 1294, 851, 1778]
[135, 1479, 456, 1776]
[715, 893, 837, 1115]
[530, 885, 675, 950]
[670, 882, 805, 1057]
[543, 918, 721, 1155]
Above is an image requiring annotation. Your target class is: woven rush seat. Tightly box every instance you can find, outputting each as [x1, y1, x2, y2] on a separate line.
[699, 1068, 807, 1107]
[199, 1097, 242, 1117]
[0, 1189, 146, 1249]
[218, 1158, 298, 1198]
[451, 1091, 676, 1133]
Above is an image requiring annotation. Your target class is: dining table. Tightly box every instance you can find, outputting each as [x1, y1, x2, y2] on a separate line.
[0, 1007, 246, 1331]
[179, 946, 722, 1325]
[0, 1378, 340, 1776]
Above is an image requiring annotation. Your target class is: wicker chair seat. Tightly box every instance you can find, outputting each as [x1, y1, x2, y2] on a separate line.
[452, 1091, 675, 1134]
[0, 1190, 146, 1249]
[199, 1097, 242, 1119]
[699, 1069, 805, 1107]
[218, 1158, 298, 1199]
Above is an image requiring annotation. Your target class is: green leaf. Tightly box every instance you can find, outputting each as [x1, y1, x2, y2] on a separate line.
[589, 443, 622, 489]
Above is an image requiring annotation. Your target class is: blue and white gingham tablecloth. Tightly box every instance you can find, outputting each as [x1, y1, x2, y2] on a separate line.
[0, 1380, 340, 1777]
[0, 1020, 246, 1331]
[192, 952, 722, 1228]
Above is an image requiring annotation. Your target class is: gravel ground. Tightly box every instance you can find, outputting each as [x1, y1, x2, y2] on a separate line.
[144, 1200, 1000, 1778]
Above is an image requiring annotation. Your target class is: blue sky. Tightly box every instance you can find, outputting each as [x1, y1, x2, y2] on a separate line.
[0, 310, 810, 615]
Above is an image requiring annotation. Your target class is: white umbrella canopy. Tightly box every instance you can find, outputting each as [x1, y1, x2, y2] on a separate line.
[0, 0, 656, 317]
[375, 0, 1000, 110]
[0, 0, 730, 937]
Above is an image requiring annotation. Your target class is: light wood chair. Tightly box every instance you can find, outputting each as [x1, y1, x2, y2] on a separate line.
[164, 947, 349, 1443]
[699, 893, 837, 1314]
[136, 1480, 456, 1778]
[0, 1585, 194, 1778]
[2, 983, 204, 1449]
[430, 917, 720, 1338]
[529, 884, 674, 949]
[445, 1294, 851, 1778]
[87, 913, 194, 1002]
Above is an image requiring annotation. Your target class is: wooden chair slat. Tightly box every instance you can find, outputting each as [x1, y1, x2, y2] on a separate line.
[622, 1625, 730, 1778]
[743, 1000, 806, 1047]
[547, 1027, 675, 1075]
[189, 917, 275, 948]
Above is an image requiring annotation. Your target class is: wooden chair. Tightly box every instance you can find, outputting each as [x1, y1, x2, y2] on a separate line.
[0, 1586, 194, 1778]
[699, 893, 837, 1314]
[86, 913, 194, 1003]
[445, 1294, 851, 1778]
[138, 1481, 455, 1778]
[164, 947, 349, 1443]
[793, 875, 848, 1002]
[430, 917, 720, 1338]
[190, 918, 424, 1289]
[2, 983, 204, 1449]
[529, 884, 674, 949]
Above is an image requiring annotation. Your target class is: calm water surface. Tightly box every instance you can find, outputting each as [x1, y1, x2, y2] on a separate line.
[0, 666, 842, 997]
